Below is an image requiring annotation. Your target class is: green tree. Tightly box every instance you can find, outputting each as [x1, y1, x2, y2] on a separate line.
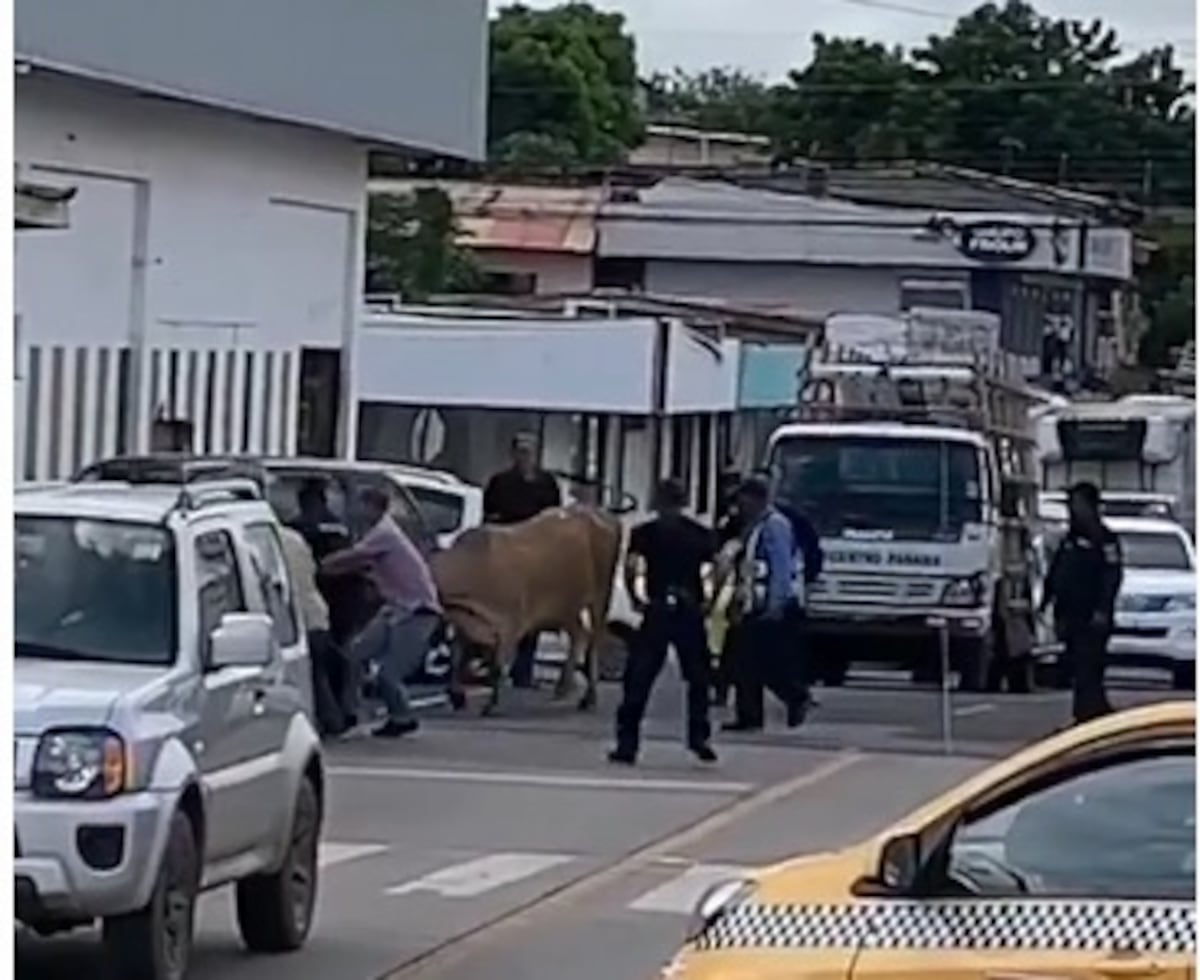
[488, 3, 643, 167]
[771, 35, 944, 162]
[366, 188, 481, 300]
[642, 67, 776, 134]
[910, 2, 1193, 200]
[1138, 219, 1196, 368]
[684, 1, 1194, 204]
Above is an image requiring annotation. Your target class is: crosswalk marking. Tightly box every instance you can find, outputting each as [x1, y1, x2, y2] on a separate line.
[318, 842, 389, 870]
[627, 863, 749, 915]
[385, 852, 575, 898]
[317, 844, 750, 917]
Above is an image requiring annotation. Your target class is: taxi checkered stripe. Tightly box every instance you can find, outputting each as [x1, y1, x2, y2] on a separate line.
[693, 901, 1197, 953]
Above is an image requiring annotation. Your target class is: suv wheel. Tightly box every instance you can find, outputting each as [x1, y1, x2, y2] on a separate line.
[103, 810, 199, 980]
[235, 775, 321, 953]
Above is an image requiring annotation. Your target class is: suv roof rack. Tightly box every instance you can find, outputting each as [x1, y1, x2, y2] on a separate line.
[172, 478, 264, 514]
[74, 455, 267, 486]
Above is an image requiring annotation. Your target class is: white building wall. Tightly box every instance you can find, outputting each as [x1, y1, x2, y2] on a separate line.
[15, 74, 367, 478]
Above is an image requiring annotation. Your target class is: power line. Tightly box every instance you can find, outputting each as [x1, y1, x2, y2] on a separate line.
[497, 78, 1195, 95]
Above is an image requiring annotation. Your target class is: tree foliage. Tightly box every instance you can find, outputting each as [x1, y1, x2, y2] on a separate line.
[642, 68, 775, 134]
[488, 3, 642, 167]
[366, 188, 481, 300]
[636, 1, 1193, 204]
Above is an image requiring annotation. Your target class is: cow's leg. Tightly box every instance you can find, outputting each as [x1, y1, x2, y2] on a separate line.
[554, 618, 586, 701]
[446, 634, 468, 712]
[576, 603, 603, 712]
[481, 638, 511, 717]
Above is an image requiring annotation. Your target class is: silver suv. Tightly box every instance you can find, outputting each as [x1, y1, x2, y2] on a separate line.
[15, 479, 325, 980]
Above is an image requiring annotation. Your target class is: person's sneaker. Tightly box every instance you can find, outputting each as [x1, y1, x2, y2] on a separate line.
[690, 744, 718, 765]
[374, 718, 420, 738]
[607, 748, 637, 766]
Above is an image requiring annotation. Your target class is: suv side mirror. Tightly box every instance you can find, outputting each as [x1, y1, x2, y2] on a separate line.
[209, 612, 275, 669]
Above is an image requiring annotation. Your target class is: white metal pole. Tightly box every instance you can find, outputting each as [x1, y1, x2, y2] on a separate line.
[927, 616, 953, 755]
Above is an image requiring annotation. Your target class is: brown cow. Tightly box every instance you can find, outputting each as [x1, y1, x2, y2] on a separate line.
[430, 505, 622, 715]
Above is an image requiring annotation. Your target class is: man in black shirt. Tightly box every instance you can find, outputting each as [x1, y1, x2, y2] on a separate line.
[483, 433, 563, 687]
[1040, 481, 1123, 725]
[609, 478, 718, 766]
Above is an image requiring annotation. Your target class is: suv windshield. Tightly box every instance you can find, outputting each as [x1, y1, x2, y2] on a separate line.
[16, 516, 177, 665]
[1119, 531, 1193, 571]
[771, 436, 983, 539]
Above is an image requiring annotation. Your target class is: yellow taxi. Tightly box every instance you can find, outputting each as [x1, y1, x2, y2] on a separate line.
[660, 700, 1196, 980]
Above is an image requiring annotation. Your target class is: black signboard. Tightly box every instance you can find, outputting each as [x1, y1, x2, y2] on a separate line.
[1058, 419, 1147, 461]
[957, 222, 1037, 262]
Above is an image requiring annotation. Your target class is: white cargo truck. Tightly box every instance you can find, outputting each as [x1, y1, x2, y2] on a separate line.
[765, 308, 1044, 691]
[1034, 394, 1195, 537]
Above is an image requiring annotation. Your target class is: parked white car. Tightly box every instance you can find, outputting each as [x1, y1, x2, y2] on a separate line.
[1038, 516, 1196, 690]
[386, 465, 483, 550]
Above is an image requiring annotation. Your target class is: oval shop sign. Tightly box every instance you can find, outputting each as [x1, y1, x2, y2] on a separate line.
[957, 221, 1036, 262]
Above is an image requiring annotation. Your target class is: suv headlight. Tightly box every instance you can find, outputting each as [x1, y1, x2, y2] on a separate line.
[32, 728, 127, 800]
[685, 877, 755, 941]
[1165, 594, 1196, 613]
[942, 575, 985, 608]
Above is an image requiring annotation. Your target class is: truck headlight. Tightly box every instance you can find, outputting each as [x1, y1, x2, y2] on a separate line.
[942, 575, 985, 608]
[1165, 594, 1196, 613]
[32, 728, 127, 799]
[685, 877, 756, 941]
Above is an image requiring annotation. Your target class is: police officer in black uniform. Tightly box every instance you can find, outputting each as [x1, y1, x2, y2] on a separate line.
[609, 478, 719, 766]
[1040, 481, 1123, 724]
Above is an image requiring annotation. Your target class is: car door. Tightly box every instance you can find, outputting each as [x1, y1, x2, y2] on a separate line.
[194, 523, 269, 863]
[224, 521, 296, 849]
[243, 519, 309, 707]
[851, 739, 1195, 980]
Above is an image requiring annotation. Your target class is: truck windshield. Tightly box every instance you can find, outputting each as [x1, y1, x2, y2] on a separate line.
[15, 516, 177, 666]
[771, 436, 983, 539]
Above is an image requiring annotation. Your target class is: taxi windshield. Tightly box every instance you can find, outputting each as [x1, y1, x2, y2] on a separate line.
[15, 516, 178, 666]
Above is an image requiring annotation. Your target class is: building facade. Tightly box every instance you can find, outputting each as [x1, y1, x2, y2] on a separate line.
[411, 167, 1139, 389]
[15, 0, 488, 481]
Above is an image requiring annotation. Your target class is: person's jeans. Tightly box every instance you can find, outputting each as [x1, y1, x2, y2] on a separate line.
[308, 629, 346, 735]
[733, 606, 807, 728]
[347, 606, 440, 723]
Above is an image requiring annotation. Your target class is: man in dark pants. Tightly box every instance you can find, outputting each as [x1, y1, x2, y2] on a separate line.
[483, 433, 563, 688]
[724, 477, 810, 732]
[1041, 481, 1123, 725]
[609, 479, 718, 766]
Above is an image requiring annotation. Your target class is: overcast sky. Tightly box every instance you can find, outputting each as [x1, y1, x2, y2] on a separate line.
[490, 0, 1196, 79]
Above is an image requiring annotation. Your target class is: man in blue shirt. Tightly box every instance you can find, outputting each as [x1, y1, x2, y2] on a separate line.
[723, 476, 810, 732]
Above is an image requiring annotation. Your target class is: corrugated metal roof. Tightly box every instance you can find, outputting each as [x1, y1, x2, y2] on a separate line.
[369, 179, 601, 254]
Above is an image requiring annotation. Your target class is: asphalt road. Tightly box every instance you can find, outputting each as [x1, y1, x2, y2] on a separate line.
[17, 663, 1187, 980]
